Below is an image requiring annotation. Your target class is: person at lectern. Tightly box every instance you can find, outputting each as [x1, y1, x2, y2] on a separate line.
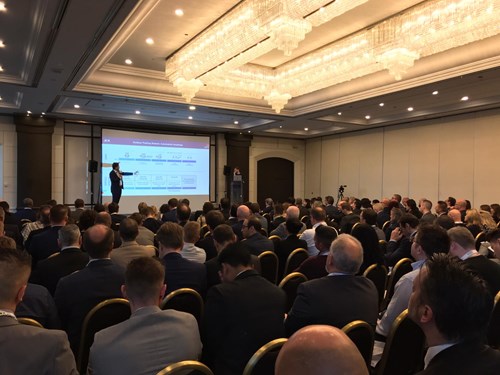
[233, 167, 241, 177]
[110, 162, 137, 204]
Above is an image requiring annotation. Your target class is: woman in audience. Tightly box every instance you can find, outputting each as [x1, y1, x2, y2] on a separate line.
[479, 210, 497, 231]
[465, 208, 482, 238]
[351, 223, 384, 275]
[406, 199, 422, 218]
[384, 207, 403, 241]
[491, 203, 500, 223]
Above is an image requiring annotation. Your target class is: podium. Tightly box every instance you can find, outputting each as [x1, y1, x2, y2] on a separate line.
[231, 175, 243, 205]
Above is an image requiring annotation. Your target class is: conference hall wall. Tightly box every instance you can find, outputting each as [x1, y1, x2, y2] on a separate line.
[305, 108, 500, 207]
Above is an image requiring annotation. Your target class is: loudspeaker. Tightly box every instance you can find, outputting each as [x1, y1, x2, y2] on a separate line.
[88, 160, 98, 173]
[223, 165, 231, 176]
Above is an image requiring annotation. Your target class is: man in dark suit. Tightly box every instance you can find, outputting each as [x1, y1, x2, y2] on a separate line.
[28, 204, 68, 268]
[176, 203, 191, 227]
[203, 242, 286, 374]
[141, 205, 162, 234]
[385, 213, 419, 267]
[231, 204, 251, 241]
[109, 162, 135, 204]
[30, 224, 89, 296]
[161, 198, 178, 222]
[196, 210, 225, 261]
[0, 247, 77, 374]
[108, 202, 126, 230]
[156, 222, 206, 295]
[14, 197, 37, 223]
[240, 215, 274, 256]
[54, 224, 125, 354]
[285, 234, 378, 336]
[276, 217, 308, 278]
[339, 202, 360, 234]
[69, 198, 85, 224]
[409, 254, 500, 374]
[296, 225, 337, 280]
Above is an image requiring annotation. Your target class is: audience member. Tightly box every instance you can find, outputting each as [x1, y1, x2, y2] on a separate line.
[270, 205, 306, 239]
[276, 217, 308, 278]
[434, 200, 448, 217]
[419, 200, 436, 225]
[22, 204, 50, 245]
[448, 209, 465, 226]
[231, 204, 251, 241]
[205, 224, 237, 289]
[176, 203, 191, 227]
[70, 198, 85, 223]
[300, 206, 327, 256]
[161, 198, 178, 222]
[360, 208, 386, 241]
[351, 223, 384, 275]
[240, 215, 273, 256]
[488, 229, 500, 262]
[129, 212, 155, 246]
[14, 197, 37, 223]
[181, 221, 206, 263]
[385, 214, 419, 267]
[111, 218, 155, 269]
[296, 225, 337, 280]
[141, 206, 162, 234]
[195, 210, 225, 261]
[339, 202, 360, 234]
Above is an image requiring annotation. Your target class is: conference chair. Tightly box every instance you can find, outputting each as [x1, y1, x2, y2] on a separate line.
[341, 320, 375, 369]
[200, 224, 210, 238]
[283, 248, 308, 277]
[77, 298, 131, 374]
[157, 360, 214, 375]
[382, 221, 391, 232]
[363, 263, 388, 311]
[17, 317, 44, 328]
[374, 309, 425, 375]
[378, 240, 388, 254]
[160, 288, 204, 326]
[487, 290, 500, 349]
[242, 338, 288, 375]
[258, 251, 279, 284]
[475, 231, 487, 251]
[268, 235, 281, 251]
[380, 258, 413, 311]
[278, 272, 308, 312]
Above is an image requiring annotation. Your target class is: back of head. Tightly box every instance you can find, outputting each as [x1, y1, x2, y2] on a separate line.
[246, 215, 262, 232]
[487, 228, 500, 243]
[220, 197, 230, 210]
[329, 234, 363, 274]
[218, 242, 251, 268]
[0, 248, 32, 307]
[0, 236, 16, 250]
[448, 209, 462, 222]
[286, 205, 300, 219]
[205, 210, 225, 230]
[180, 198, 190, 206]
[168, 198, 178, 208]
[125, 257, 165, 304]
[74, 198, 84, 208]
[436, 214, 454, 230]
[351, 223, 379, 253]
[202, 201, 214, 215]
[275, 325, 368, 375]
[50, 204, 68, 224]
[314, 225, 338, 249]
[285, 217, 303, 235]
[310, 206, 326, 222]
[249, 202, 260, 214]
[93, 203, 105, 213]
[420, 254, 493, 342]
[213, 224, 235, 245]
[128, 212, 144, 226]
[23, 197, 34, 208]
[108, 202, 119, 214]
[361, 208, 377, 225]
[83, 224, 114, 259]
[156, 222, 183, 249]
[422, 200, 432, 211]
[325, 196, 334, 205]
[399, 213, 419, 228]
[416, 224, 450, 258]
[447, 226, 475, 250]
[79, 209, 97, 231]
[176, 203, 191, 222]
[95, 212, 112, 227]
[183, 221, 200, 243]
[119, 218, 139, 241]
[58, 224, 81, 248]
[236, 205, 251, 220]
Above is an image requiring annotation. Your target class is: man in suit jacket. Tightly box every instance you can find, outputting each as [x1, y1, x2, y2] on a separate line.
[271, 205, 306, 239]
[156, 222, 207, 295]
[285, 234, 378, 336]
[339, 202, 360, 234]
[296, 225, 337, 280]
[28, 204, 68, 268]
[141, 205, 162, 234]
[14, 197, 37, 223]
[110, 218, 155, 270]
[300, 206, 328, 256]
[30, 224, 89, 295]
[231, 204, 251, 241]
[88, 257, 201, 374]
[385, 214, 419, 267]
[161, 198, 178, 222]
[109, 162, 135, 204]
[70, 198, 85, 224]
[108, 202, 126, 230]
[195, 210, 225, 261]
[276, 217, 308, 278]
[203, 243, 286, 374]
[0, 247, 77, 374]
[240, 215, 274, 256]
[129, 212, 155, 246]
[409, 254, 500, 374]
[54, 224, 125, 354]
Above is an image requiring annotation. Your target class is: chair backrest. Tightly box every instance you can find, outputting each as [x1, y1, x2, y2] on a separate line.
[268, 235, 281, 251]
[475, 231, 487, 250]
[381, 258, 413, 311]
[242, 338, 287, 375]
[382, 221, 391, 231]
[278, 272, 308, 312]
[488, 290, 500, 349]
[378, 240, 387, 254]
[200, 224, 210, 238]
[17, 317, 44, 328]
[363, 263, 388, 311]
[341, 320, 374, 369]
[258, 251, 279, 284]
[160, 288, 204, 325]
[77, 298, 131, 374]
[283, 248, 308, 277]
[156, 360, 214, 375]
[375, 309, 425, 375]
[259, 227, 268, 236]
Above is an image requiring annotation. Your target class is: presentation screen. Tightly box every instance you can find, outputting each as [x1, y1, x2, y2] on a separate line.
[101, 128, 210, 214]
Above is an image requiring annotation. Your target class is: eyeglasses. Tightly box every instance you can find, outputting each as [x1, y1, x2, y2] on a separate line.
[242, 224, 248, 228]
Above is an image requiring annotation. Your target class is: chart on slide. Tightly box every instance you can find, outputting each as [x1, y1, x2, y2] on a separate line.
[102, 141, 209, 196]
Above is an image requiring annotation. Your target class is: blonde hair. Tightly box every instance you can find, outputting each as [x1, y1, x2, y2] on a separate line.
[465, 209, 481, 226]
[480, 210, 497, 230]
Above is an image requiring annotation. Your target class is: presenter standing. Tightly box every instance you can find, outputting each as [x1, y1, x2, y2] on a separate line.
[109, 162, 137, 203]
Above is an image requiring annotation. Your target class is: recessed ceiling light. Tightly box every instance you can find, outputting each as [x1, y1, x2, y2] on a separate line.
[379, 102, 384, 107]
[432, 90, 439, 95]
[337, 112, 342, 116]
[247, 130, 251, 133]
[74, 104, 80, 109]
[461, 96, 469, 101]
[279, 125, 282, 129]
[0, 96, 2, 101]
[233, 121, 239, 125]
[407, 107, 414, 111]
[27, 110, 32, 114]
[0, 66, 3, 72]
[41, 112, 45, 115]
[0, 40, 4, 48]
[125, 59, 132, 65]
[304, 127, 309, 131]
[0, 2, 6, 12]
[175, 9, 184, 16]
[135, 110, 141, 115]
[188, 116, 193, 120]
[189, 105, 196, 110]
[145, 38, 154, 45]
[365, 115, 371, 120]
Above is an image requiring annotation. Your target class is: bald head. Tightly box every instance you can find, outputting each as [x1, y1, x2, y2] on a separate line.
[448, 209, 462, 222]
[236, 205, 251, 221]
[275, 325, 368, 375]
[327, 234, 363, 274]
[286, 205, 300, 219]
[83, 224, 114, 259]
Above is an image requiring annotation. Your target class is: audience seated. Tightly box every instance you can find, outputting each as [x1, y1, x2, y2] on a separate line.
[181, 221, 206, 263]
[141, 205, 162, 234]
[360, 208, 386, 241]
[285, 234, 378, 336]
[351, 223, 384, 275]
[275, 325, 368, 375]
[409, 254, 500, 373]
[202, 242, 286, 374]
[70, 198, 85, 224]
[128, 212, 155, 246]
[195, 210, 225, 261]
[88, 257, 201, 374]
[339, 202, 360, 234]
[270, 205, 306, 239]
[14, 197, 37, 223]
[231, 204, 251, 241]
[275, 218, 308, 278]
[488, 229, 500, 262]
[95, 212, 122, 248]
[161, 198, 178, 223]
[299, 207, 327, 256]
[385, 214, 419, 267]
[176, 203, 191, 227]
[240, 215, 274, 256]
[22, 204, 51, 245]
[205, 224, 237, 290]
[419, 199, 436, 225]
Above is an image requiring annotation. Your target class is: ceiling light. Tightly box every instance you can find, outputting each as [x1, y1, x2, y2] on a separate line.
[408, 107, 414, 111]
[125, 59, 132, 65]
[135, 110, 141, 114]
[379, 103, 384, 107]
[165, 0, 499, 113]
[0, 2, 6, 12]
[175, 9, 184, 16]
[0, 96, 2, 101]
[461, 96, 469, 101]
[189, 105, 196, 110]
[0, 40, 4, 48]
[304, 128, 309, 131]
[145, 38, 154, 45]
[279, 125, 283, 128]
[432, 90, 439, 95]
[234, 120, 239, 125]
[0, 66, 3, 72]
[247, 130, 251, 133]
[365, 115, 371, 120]
[337, 112, 342, 116]
[41, 112, 45, 115]
[74, 104, 80, 109]
[27, 110, 32, 114]
[188, 116, 193, 120]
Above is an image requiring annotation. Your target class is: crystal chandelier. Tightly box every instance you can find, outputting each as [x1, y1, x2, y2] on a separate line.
[165, 0, 500, 113]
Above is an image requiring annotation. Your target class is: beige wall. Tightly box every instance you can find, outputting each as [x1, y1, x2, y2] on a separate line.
[0, 119, 17, 206]
[305, 108, 500, 207]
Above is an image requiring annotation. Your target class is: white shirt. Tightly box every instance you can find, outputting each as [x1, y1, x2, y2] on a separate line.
[181, 243, 206, 263]
[424, 343, 457, 368]
[300, 221, 327, 256]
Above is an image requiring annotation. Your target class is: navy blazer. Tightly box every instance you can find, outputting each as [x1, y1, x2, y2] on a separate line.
[28, 226, 64, 267]
[163, 252, 207, 295]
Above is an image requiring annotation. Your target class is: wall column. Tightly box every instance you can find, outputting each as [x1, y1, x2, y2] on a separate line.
[225, 133, 252, 203]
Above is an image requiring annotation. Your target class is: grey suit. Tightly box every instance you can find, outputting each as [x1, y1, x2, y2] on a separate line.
[0, 316, 77, 374]
[88, 306, 201, 375]
[110, 240, 156, 270]
[136, 226, 155, 246]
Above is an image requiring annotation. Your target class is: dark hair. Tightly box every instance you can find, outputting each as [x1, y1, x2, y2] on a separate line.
[249, 202, 261, 214]
[108, 202, 119, 214]
[246, 215, 262, 231]
[447, 197, 456, 207]
[112, 162, 119, 169]
[393, 194, 402, 202]
[168, 198, 178, 208]
[436, 215, 455, 230]
[74, 198, 84, 208]
[159, 204, 170, 214]
[351, 223, 383, 271]
[93, 203, 105, 213]
[156, 222, 183, 249]
[205, 210, 225, 230]
[119, 218, 139, 241]
[176, 203, 191, 222]
[360, 198, 372, 209]
[50, 204, 68, 223]
[310, 206, 326, 222]
[128, 212, 144, 226]
[230, 204, 238, 218]
[180, 198, 190, 206]
[125, 257, 164, 301]
[220, 197, 230, 210]
[213, 224, 235, 244]
[415, 224, 450, 258]
[325, 196, 334, 205]
[274, 203, 284, 215]
[399, 214, 419, 228]
[487, 229, 500, 243]
[361, 208, 377, 226]
[285, 218, 303, 235]
[202, 201, 214, 215]
[436, 201, 448, 212]
[314, 225, 337, 249]
[0, 248, 32, 303]
[218, 242, 251, 267]
[83, 225, 114, 258]
[78, 209, 97, 231]
[420, 254, 493, 341]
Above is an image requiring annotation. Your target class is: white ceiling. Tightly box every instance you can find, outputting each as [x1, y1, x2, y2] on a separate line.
[0, 0, 499, 139]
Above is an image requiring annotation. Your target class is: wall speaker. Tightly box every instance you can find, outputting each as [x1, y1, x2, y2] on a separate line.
[223, 165, 231, 176]
[88, 160, 98, 173]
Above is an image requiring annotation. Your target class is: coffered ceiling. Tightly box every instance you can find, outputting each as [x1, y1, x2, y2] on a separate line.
[0, 0, 499, 139]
